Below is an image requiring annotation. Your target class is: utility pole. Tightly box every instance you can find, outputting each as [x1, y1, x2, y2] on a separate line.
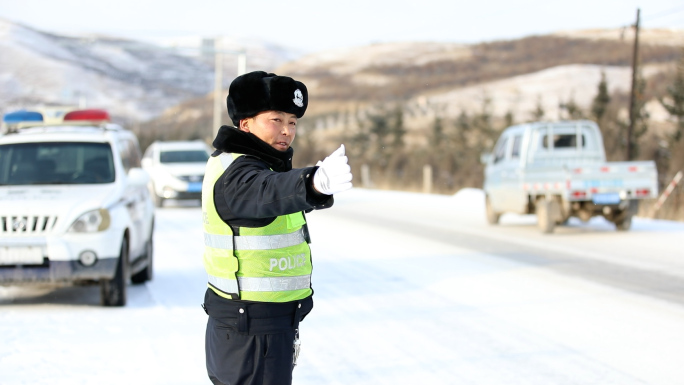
[208, 37, 247, 138]
[212, 39, 223, 139]
[627, 8, 640, 161]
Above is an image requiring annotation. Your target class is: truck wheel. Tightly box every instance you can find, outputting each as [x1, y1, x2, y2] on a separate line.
[101, 237, 128, 306]
[131, 236, 153, 284]
[537, 199, 555, 234]
[615, 215, 633, 231]
[485, 196, 500, 225]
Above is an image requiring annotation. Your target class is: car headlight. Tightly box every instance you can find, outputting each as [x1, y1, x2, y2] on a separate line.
[68, 209, 111, 233]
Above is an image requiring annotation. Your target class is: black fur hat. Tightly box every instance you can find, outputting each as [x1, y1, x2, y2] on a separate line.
[227, 71, 308, 126]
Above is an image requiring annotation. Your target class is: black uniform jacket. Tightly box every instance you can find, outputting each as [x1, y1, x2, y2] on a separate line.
[211, 125, 333, 230]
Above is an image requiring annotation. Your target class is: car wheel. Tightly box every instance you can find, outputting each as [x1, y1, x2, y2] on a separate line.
[556, 216, 570, 226]
[101, 236, 128, 306]
[131, 235, 153, 284]
[485, 195, 500, 225]
[154, 193, 164, 208]
[536, 199, 555, 234]
[614, 214, 633, 231]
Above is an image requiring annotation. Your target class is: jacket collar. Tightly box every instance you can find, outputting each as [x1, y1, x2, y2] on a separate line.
[212, 125, 293, 172]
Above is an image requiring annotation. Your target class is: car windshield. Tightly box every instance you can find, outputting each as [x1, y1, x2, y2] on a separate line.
[159, 150, 209, 163]
[0, 142, 115, 185]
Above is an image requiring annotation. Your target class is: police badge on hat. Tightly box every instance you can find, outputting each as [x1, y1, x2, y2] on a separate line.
[293, 89, 304, 107]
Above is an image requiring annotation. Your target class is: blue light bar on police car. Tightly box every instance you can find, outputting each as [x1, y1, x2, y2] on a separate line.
[2, 110, 44, 123]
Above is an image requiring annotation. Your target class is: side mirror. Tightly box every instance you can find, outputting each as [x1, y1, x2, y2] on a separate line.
[141, 158, 153, 169]
[480, 153, 492, 165]
[128, 167, 150, 186]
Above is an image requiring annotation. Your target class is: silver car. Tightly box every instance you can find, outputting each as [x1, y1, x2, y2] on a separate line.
[142, 140, 211, 207]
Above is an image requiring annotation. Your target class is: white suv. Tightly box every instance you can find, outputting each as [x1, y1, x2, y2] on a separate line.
[0, 109, 155, 306]
[141, 140, 210, 207]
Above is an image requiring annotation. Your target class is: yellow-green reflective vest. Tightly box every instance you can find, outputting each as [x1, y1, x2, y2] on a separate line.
[201, 152, 313, 302]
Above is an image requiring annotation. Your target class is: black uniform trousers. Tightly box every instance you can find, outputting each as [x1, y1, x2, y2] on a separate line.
[203, 289, 313, 385]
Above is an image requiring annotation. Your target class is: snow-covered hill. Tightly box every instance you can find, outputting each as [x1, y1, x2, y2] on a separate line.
[553, 27, 684, 46]
[2, 20, 681, 127]
[424, 63, 671, 123]
[0, 19, 297, 122]
[275, 28, 682, 127]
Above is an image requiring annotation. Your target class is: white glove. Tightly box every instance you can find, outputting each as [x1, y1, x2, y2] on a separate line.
[313, 144, 353, 195]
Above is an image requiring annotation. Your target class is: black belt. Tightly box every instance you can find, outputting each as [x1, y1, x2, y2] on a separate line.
[203, 288, 313, 335]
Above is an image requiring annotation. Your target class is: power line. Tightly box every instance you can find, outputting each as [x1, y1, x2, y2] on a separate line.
[642, 5, 684, 23]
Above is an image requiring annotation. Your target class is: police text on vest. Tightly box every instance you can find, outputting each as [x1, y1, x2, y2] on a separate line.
[269, 254, 307, 271]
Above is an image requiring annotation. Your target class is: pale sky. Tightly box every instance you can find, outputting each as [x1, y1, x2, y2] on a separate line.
[1, 0, 683, 53]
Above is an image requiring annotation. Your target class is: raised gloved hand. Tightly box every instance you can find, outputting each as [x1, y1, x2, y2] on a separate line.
[313, 144, 353, 195]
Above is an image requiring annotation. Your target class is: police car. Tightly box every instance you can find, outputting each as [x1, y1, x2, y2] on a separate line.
[0, 109, 155, 306]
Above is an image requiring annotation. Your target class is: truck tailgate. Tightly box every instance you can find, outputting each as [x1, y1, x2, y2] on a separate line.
[567, 161, 658, 202]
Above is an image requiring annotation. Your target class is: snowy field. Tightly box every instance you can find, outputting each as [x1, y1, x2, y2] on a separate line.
[1, 188, 684, 385]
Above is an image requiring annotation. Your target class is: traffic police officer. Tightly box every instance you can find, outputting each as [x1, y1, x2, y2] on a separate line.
[202, 71, 353, 385]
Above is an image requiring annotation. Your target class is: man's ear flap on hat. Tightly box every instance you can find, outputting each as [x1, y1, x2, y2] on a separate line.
[227, 71, 272, 126]
[227, 95, 238, 126]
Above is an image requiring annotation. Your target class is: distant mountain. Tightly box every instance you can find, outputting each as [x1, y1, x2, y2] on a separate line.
[0, 19, 299, 123]
[3, 18, 681, 136]
[276, 29, 683, 120]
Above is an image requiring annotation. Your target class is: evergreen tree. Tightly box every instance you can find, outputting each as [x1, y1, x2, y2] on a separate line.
[348, 112, 372, 162]
[389, 105, 406, 149]
[531, 95, 545, 121]
[629, 72, 650, 159]
[475, 96, 496, 144]
[591, 71, 611, 122]
[431, 115, 444, 148]
[454, 110, 471, 146]
[451, 110, 472, 179]
[659, 55, 684, 142]
[473, 96, 494, 133]
[504, 110, 515, 128]
[367, 108, 390, 161]
[560, 97, 584, 120]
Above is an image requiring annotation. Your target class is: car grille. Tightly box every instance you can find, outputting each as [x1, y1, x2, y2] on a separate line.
[0, 215, 58, 235]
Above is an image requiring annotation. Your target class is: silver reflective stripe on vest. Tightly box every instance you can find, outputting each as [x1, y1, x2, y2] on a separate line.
[219, 152, 234, 169]
[208, 273, 239, 294]
[204, 232, 234, 250]
[238, 275, 311, 292]
[204, 227, 306, 250]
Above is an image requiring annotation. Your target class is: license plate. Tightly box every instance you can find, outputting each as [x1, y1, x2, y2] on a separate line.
[0, 246, 44, 265]
[592, 193, 621, 205]
[187, 182, 202, 193]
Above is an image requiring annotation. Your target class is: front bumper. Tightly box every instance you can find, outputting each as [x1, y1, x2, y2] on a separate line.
[0, 257, 117, 284]
[167, 191, 202, 200]
[0, 231, 122, 284]
[158, 181, 202, 200]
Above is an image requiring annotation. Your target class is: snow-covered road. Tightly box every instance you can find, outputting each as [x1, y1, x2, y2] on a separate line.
[1, 188, 684, 384]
